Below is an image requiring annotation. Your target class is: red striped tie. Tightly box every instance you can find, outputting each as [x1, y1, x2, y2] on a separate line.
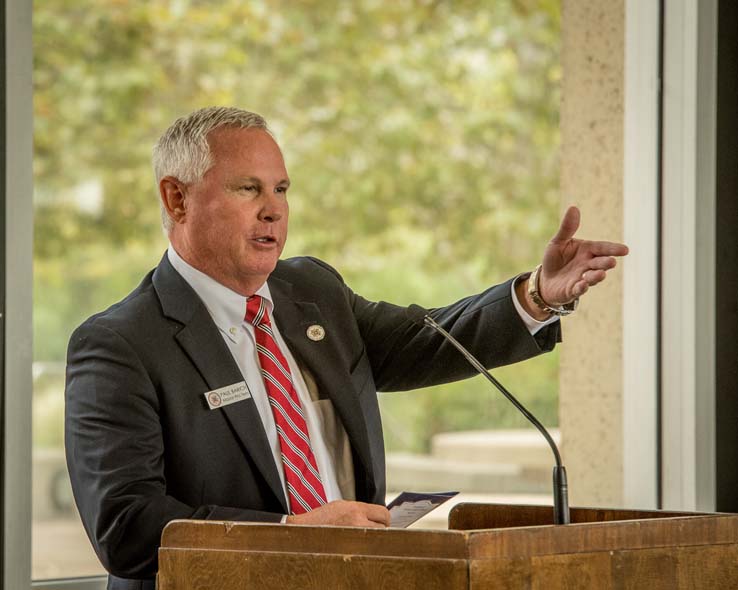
[245, 295, 327, 514]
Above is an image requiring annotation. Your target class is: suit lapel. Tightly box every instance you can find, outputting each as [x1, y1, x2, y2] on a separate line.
[153, 255, 287, 512]
[268, 275, 374, 489]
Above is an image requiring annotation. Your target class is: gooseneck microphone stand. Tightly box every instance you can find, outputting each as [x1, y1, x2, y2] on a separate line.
[409, 305, 570, 525]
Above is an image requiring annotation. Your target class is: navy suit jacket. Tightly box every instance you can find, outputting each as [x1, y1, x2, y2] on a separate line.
[65, 254, 560, 589]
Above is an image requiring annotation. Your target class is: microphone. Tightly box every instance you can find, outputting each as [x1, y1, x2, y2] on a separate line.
[406, 304, 570, 525]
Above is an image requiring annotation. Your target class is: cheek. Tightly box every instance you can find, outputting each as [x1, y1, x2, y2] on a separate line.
[210, 202, 246, 231]
[195, 209, 242, 250]
[281, 202, 290, 227]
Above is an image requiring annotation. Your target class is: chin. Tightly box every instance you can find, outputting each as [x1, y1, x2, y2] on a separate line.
[244, 261, 279, 278]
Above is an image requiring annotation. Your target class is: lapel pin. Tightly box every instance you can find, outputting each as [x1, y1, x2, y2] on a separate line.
[306, 324, 325, 341]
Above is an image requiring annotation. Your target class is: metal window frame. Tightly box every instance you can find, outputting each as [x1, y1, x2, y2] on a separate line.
[33, 578, 107, 590]
[0, 0, 6, 580]
[622, 0, 662, 510]
[660, 0, 718, 512]
[714, 0, 738, 515]
[3, 0, 33, 588]
[624, 0, 723, 514]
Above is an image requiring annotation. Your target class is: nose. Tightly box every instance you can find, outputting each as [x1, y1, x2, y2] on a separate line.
[257, 192, 286, 223]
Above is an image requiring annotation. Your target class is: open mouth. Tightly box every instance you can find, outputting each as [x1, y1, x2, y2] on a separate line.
[253, 236, 277, 244]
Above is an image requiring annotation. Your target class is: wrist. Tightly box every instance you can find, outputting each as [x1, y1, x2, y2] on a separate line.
[515, 275, 552, 321]
[527, 264, 578, 317]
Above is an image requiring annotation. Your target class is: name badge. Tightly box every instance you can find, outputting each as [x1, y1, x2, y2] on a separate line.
[203, 381, 251, 410]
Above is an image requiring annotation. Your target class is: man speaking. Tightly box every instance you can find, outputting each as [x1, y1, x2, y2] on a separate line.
[65, 106, 627, 589]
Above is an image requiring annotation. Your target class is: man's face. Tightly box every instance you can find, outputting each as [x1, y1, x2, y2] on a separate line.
[171, 127, 290, 295]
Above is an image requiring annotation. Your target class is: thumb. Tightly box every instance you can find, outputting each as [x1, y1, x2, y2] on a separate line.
[551, 205, 580, 243]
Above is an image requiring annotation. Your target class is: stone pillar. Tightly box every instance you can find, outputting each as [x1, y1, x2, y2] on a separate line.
[559, 0, 625, 506]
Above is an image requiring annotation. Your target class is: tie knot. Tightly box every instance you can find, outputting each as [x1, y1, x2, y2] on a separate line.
[245, 295, 270, 327]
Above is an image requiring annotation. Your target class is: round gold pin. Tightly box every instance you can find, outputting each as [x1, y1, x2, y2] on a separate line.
[306, 324, 325, 341]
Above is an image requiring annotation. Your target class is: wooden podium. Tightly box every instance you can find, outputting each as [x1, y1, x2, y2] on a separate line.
[157, 503, 738, 589]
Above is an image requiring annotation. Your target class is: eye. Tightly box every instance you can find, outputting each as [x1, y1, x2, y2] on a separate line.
[275, 186, 288, 194]
[240, 185, 258, 192]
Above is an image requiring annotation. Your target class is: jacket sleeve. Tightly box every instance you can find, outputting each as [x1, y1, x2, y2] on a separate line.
[349, 277, 561, 393]
[64, 321, 283, 580]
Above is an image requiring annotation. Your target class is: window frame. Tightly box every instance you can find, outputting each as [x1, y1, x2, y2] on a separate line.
[622, 0, 662, 510]
[659, 0, 718, 512]
[3, 0, 34, 587]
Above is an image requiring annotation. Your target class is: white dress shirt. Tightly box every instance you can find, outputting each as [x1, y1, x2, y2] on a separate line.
[167, 246, 346, 508]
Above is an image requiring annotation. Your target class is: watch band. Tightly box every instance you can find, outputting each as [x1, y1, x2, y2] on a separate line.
[527, 264, 578, 317]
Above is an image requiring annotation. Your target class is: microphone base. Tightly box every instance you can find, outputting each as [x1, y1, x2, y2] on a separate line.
[553, 465, 570, 525]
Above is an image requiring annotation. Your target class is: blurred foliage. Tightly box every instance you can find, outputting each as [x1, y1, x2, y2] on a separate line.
[33, 0, 561, 450]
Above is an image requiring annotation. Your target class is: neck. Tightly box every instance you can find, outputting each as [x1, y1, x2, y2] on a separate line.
[169, 243, 268, 297]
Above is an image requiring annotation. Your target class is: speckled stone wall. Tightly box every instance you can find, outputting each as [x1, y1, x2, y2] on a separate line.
[559, 0, 625, 506]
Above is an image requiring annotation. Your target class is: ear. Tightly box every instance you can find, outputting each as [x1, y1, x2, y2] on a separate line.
[159, 176, 188, 224]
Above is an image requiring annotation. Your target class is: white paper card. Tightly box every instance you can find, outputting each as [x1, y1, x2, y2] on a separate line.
[203, 381, 251, 410]
[387, 491, 458, 528]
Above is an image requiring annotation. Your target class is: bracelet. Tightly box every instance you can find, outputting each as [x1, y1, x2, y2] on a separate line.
[527, 264, 578, 317]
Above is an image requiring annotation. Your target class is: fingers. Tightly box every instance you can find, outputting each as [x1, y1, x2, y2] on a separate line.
[578, 253, 623, 288]
[568, 259, 616, 301]
[365, 503, 392, 527]
[589, 241, 629, 257]
[588, 256, 617, 271]
[550, 205, 580, 243]
[572, 280, 589, 298]
[580, 269, 606, 285]
[287, 500, 390, 528]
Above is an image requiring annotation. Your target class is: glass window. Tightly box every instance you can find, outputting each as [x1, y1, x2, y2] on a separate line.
[32, 0, 560, 577]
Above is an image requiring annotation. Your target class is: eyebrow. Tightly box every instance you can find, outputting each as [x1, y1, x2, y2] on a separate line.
[233, 177, 290, 188]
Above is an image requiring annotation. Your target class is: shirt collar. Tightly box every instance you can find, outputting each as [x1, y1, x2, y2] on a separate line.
[167, 245, 274, 341]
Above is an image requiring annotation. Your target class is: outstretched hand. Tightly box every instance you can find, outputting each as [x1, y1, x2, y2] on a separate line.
[537, 205, 629, 308]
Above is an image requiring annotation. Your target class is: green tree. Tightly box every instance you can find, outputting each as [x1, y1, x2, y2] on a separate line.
[33, 0, 561, 450]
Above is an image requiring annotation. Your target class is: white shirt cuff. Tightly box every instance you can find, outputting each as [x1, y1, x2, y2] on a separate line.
[511, 275, 559, 335]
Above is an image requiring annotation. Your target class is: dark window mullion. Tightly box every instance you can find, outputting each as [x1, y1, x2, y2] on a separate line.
[715, 0, 738, 513]
[656, 0, 665, 510]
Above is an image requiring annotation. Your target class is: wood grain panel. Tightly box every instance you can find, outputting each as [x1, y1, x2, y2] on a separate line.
[466, 514, 738, 559]
[158, 548, 468, 590]
[161, 520, 468, 559]
[470, 543, 738, 589]
[471, 553, 614, 590]
[449, 503, 698, 530]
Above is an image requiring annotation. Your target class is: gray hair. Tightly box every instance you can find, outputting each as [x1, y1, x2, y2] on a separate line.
[153, 106, 270, 233]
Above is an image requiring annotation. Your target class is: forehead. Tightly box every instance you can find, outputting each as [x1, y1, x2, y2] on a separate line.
[206, 127, 287, 176]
